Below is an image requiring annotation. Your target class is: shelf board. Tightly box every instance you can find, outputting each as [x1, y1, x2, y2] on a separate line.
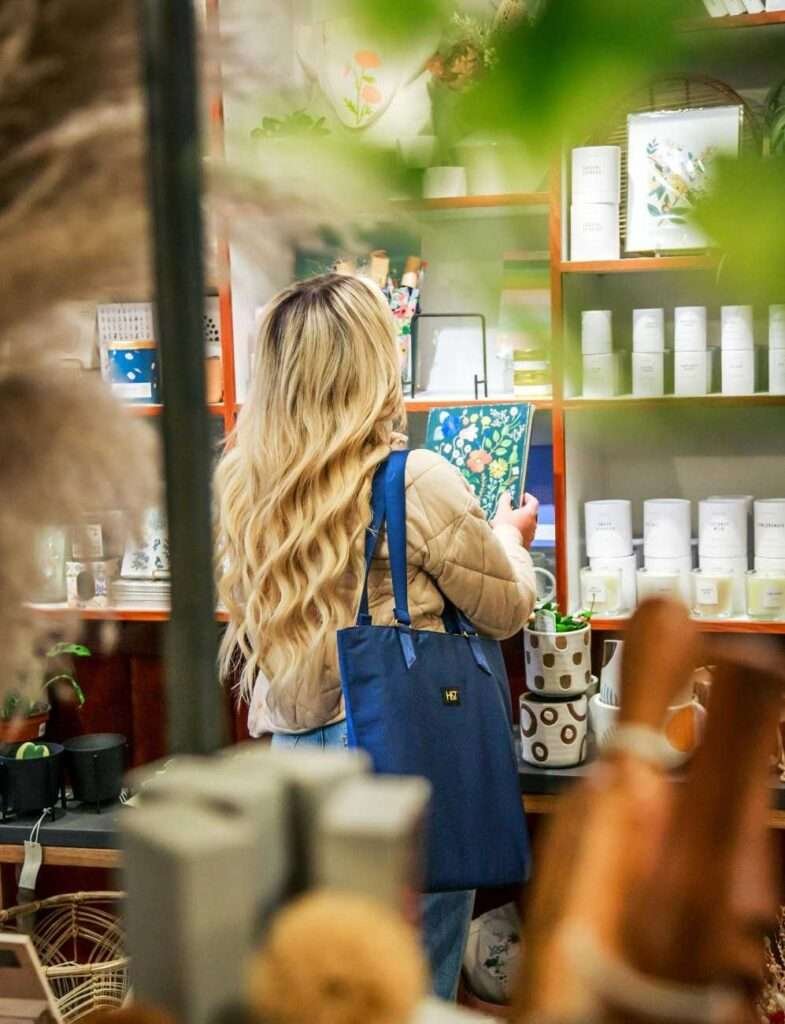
[591, 615, 785, 635]
[561, 255, 718, 275]
[29, 603, 229, 624]
[126, 404, 226, 417]
[563, 393, 785, 411]
[680, 11, 785, 30]
[392, 192, 550, 212]
[406, 396, 552, 412]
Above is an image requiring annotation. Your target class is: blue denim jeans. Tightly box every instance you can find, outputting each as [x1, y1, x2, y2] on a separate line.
[272, 723, 474, 1000]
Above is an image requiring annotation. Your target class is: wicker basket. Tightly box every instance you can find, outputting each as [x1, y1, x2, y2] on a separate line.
[0, 891, 129, 1023]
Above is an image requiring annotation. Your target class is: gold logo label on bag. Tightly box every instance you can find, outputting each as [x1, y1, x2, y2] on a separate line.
[441, 688, 461, 706]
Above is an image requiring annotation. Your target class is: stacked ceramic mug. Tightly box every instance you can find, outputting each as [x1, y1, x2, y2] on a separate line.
[721, 305, 756, 396]
[581, 310, 618, 398]
[674, 306, 711, 396]
[694, 496, 751, 617]
[638, 499, 692, 604]
[580, 500, 636, 616]
[632, 308, 665, 397]
[521, 620, 592, 769]
[749, 499, 785, 620]
[570, 146, 621, 262]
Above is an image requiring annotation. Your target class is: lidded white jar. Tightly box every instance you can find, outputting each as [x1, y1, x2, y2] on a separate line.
[585, 500, 633, 559]
[643, 499, 692, 560]
[698, 498, 748, 560]
[754, 499, 785, 559]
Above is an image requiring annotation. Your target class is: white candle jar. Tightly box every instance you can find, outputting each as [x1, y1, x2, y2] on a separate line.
[570, 204, 620, 262]
[722, 348, 755, 395]
[699, 555, 748, 615]
[580, 566, 624, 616]
[632, 352, 664, 397]
[699, 498, 748, 559]
[674, 349, 711, 396]
[754, 499, 785, 558]
[590, 554, 637, 612]
[644, 499, 692, 559]
[674, 307, 708, 351]
[582, 353, 619, 398]
[581, 310, 613, 355]
[691, 569, 734, 619]
[746, 571, 785, 621]
[756, 555, 785, 573]
[721, 305, 754, 350]
[585, 500, 633, 558]
[636, 568, 686, 603]
[632, 308, 665, 353]
[571, 146, 621, 205]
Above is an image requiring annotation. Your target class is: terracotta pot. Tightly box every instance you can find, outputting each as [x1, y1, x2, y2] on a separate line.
[0, 710, 49, 745]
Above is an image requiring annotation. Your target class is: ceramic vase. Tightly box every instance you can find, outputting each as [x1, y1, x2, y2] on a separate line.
[523, 624, 592, 697]
[520, 693, 588, 768]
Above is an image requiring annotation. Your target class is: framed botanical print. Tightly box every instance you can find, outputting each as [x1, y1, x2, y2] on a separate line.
[625, 105, 742, 253]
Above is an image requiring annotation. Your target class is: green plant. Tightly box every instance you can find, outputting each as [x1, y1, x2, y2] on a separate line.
[1, 642, 89, 721]
[251, 110, 330, 140]
[533, 601, 592, 633]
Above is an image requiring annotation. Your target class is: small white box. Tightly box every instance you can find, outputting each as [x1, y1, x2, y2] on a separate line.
[632, 351, 664, 397]
[699, 554, 748, 614]
[585, 500, 633, 559]
[570, 203, 620, 262]
[590, 553, 637, 613]
[770, 306, 785, 349]
[582, 352, 619, 398]
[769, 348, 785, 394]
[722, 347, 755, 395]
[644, 499, 692, 559]
[571, 146, 621, 205]
[581, 309, 613, 354]
[721, 305, 754, 350]
[674, 307, 708, 351]
[755, 499, 785, 559]
[675, 349, 711, 396]
[633, 308, 665, 353]
[767, 0, 785, 9]
[699, 498, 749, 560]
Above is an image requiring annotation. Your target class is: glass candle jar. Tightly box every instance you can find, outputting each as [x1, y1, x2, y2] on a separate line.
[637, 568, 685, 603]
[746, 571, 785, 621]
[580, 566, 623, 616]
[691, 569, 734, 619]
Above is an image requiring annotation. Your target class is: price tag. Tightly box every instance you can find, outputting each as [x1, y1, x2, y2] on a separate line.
[764, 584, 785, 610]
[696, 580, 719, 606]
[18, 840, 43, 894]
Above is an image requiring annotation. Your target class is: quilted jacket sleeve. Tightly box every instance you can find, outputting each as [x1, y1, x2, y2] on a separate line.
[405, 449, 537, 640]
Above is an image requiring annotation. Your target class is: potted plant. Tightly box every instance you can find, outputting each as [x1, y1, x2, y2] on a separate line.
[523, 603, 593, 697]
[251, 110, 330, 140]
[0, 642, 89, 744]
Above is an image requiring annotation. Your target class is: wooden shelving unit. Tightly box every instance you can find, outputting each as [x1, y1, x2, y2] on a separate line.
[561, 255, 718, 275]
[406, 396, 552, 413]
[391, 192, 550, 212]
[680, 10, 785, 30]
[591, 616, 785, 635]
[30, 604, 229, 624]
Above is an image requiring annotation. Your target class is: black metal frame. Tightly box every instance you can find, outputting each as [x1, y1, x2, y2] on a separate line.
[406, 312, 488, 400]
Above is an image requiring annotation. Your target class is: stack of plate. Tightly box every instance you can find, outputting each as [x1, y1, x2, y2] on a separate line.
[113, 579, 171, 609]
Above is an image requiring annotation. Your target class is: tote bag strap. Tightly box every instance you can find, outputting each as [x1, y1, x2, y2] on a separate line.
[357, 458, 389, 626]
[385, 450, 492, 675]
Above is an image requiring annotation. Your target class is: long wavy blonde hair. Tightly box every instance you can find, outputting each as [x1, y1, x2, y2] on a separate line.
[215, 273, 406, 702]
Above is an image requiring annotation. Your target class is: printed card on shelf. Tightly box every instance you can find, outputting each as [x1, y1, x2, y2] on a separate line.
[424, 403, 535, 520]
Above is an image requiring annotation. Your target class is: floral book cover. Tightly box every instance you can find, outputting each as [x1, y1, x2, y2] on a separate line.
[424, 403, 535, 520]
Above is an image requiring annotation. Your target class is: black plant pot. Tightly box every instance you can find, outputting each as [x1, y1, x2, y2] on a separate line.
[64, 733, 127, 810]
[0, 743, 66, 819]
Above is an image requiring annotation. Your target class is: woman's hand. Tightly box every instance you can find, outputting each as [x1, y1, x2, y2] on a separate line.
[493, 491, 539, 549]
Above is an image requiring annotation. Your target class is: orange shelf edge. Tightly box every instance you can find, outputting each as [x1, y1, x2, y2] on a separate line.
[680, 11, 785, 29]
[29, 604, 229, 624]
[392, 192, 550, 212]
[405, 396, 552, 412]
[561, 255, 718, 274]
[590, 616, 785, 635]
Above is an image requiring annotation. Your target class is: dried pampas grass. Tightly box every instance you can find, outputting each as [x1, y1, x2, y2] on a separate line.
[248, 891, 427, 1024]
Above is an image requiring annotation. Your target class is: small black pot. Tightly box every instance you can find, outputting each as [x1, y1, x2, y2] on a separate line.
[64, 733, 127, 808]
[0, 743, 66, 818]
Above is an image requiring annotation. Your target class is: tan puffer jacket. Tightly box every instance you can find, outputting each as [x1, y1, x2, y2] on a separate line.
[249, 448, 537, 735]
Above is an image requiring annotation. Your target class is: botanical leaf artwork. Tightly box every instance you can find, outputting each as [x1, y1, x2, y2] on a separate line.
[342, 50, 384, 127]
[425, 403, 534, 520]
[645, 138, 713, 227]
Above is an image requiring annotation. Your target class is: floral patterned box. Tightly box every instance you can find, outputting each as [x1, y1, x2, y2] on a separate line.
[424, 403, 535, 520]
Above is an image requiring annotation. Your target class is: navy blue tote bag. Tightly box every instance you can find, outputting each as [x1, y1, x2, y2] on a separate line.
[337, 450, 530, 892]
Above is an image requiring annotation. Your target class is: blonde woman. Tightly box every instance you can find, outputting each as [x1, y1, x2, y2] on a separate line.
[216, 272, 538, 1001]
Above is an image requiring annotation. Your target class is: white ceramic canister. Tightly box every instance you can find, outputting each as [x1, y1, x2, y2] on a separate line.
[423, 166, 467, 199]
[632, 352, 664, 397]
[674, 349, 711, 396]
[582, 353, 619, 398]
[674, 307, 708, 351]
[589, 694, 706, 767]
[769, 347, 785, 395]
[754, 499, 785, 559]
[698, 555, 748, 615]
[756, 555, 785, 573]
[585, 500, 633, 559]
[722, 347, 755, 395]
[520, 693, 588, 768]
[581, 310, 613, 355]
[698, 498, 748, 560]
[721, 305, 755, 350]
[746, 570, 785, 621]
[770, 305, 785, 349]
[570, 204, 620, 262]
[523, 624, 592, 696]
[589, 554, 637, 613]
[643, 499, 692, 559]
[632, 308, 665, 353]
[708, 494, 753, 561]
[571, 146, 621, 205]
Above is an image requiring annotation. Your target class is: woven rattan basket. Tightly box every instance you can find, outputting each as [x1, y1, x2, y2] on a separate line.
[0, 891, 129, 1023]
[589, 74, 761, 253]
